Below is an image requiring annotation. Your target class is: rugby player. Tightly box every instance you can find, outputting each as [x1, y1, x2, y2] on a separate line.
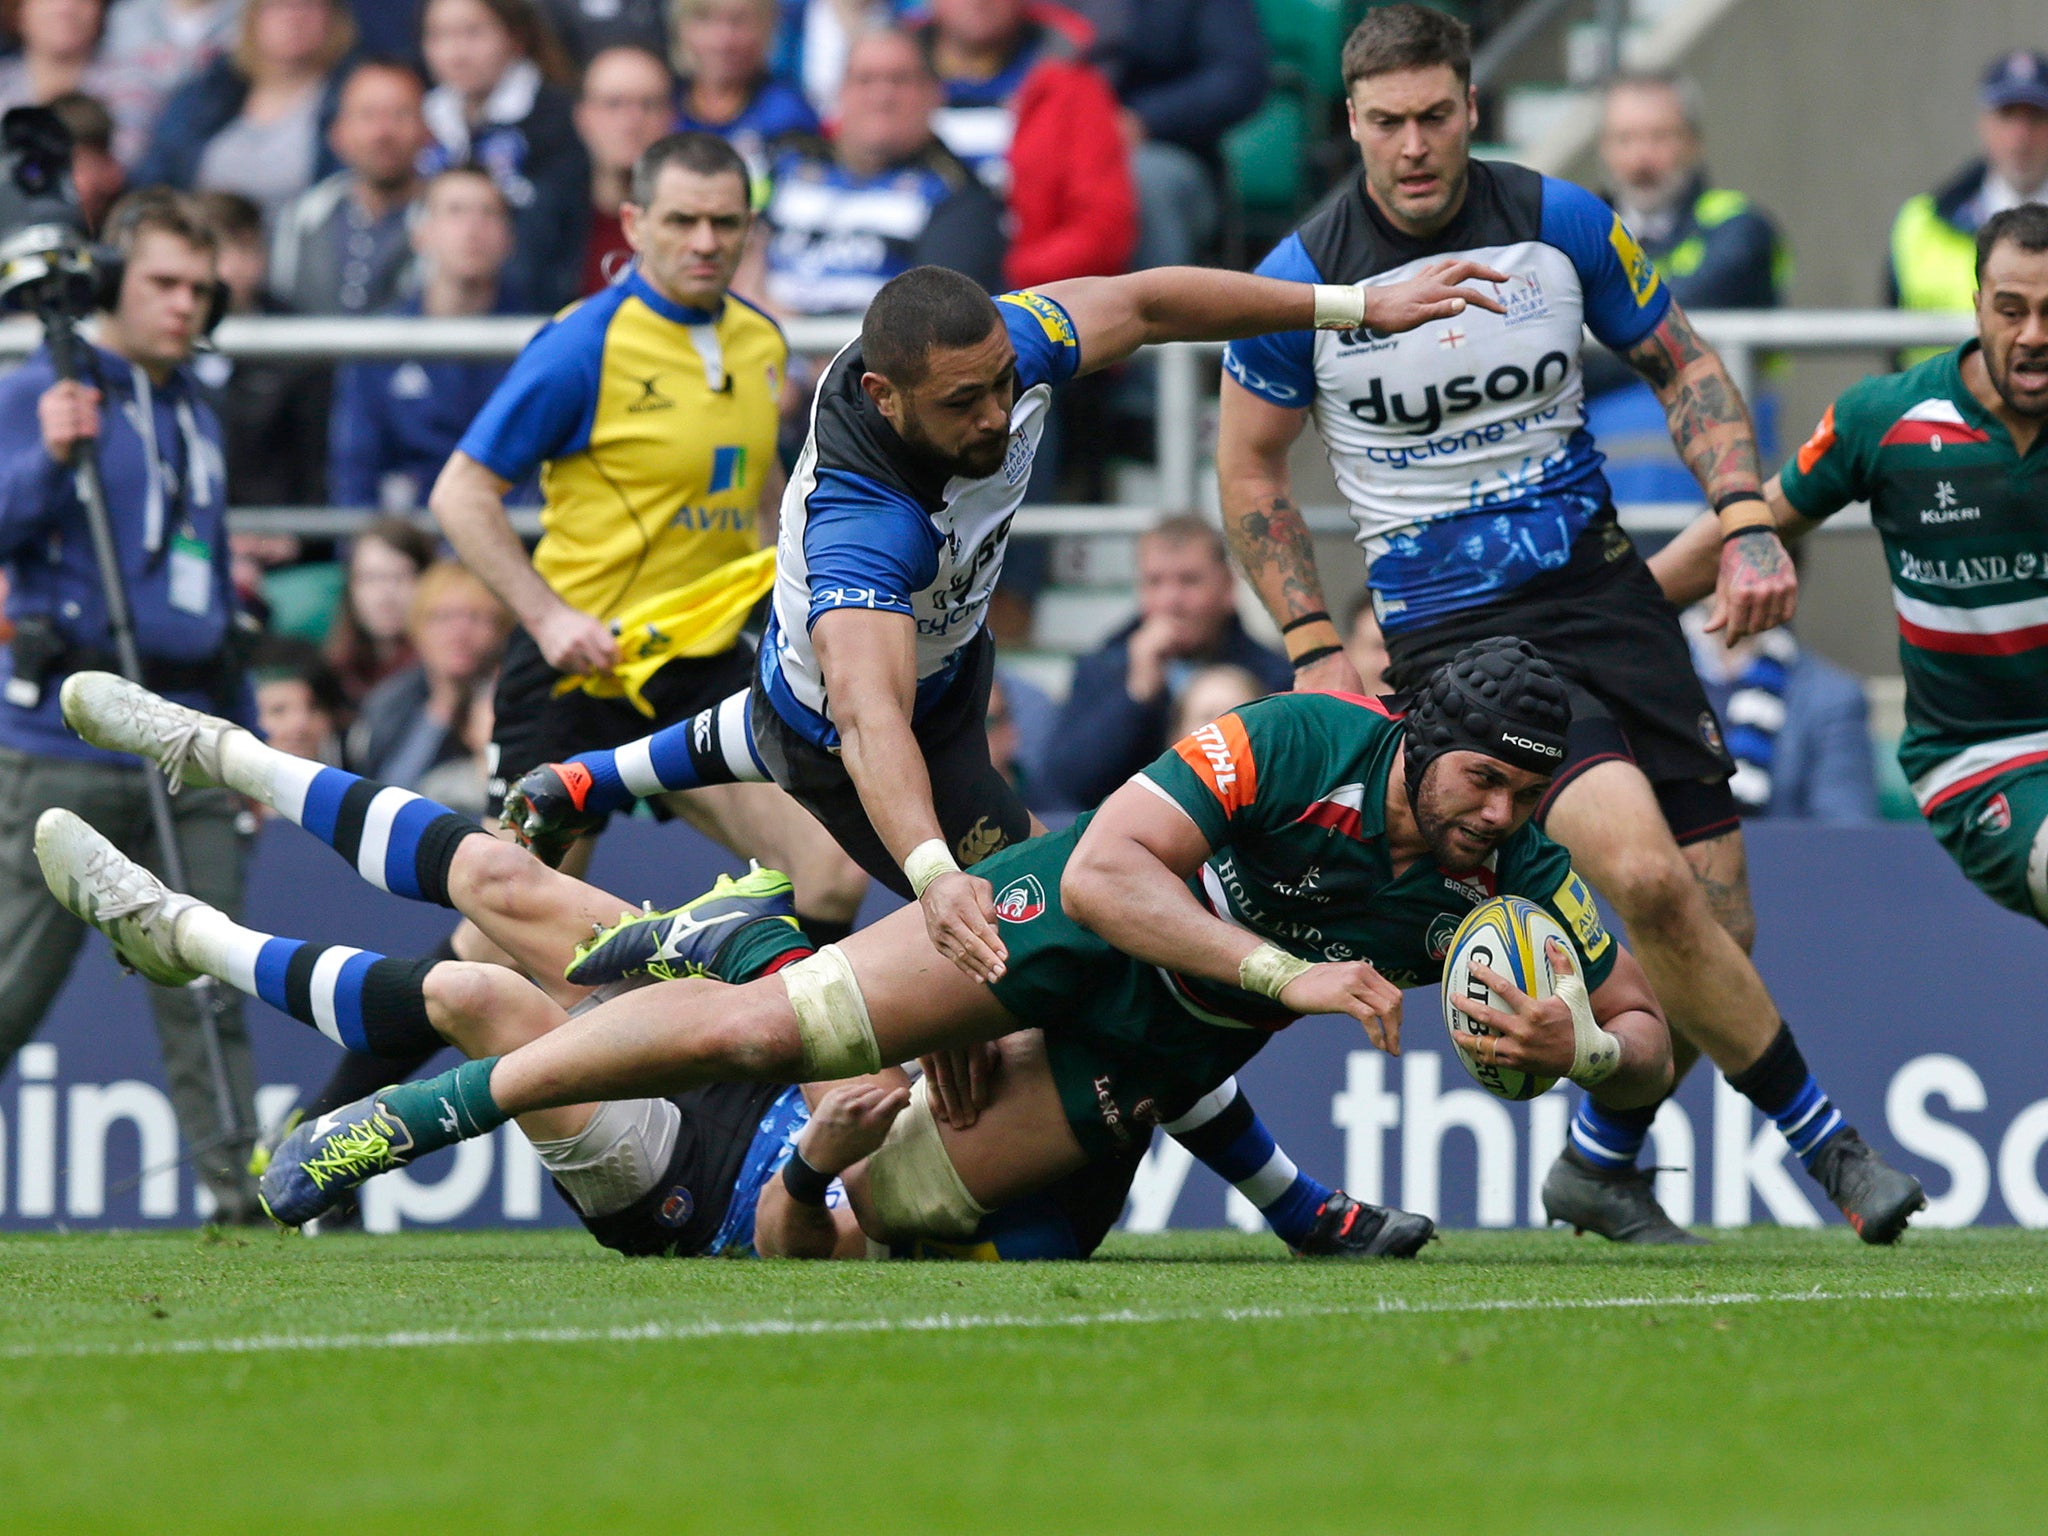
[494, 254, 1507, 1008]
[44, 675, 1427, 1259]
[1212, 5, 1922, 1242]
[1652, 205, 2048, 928]
[69, 641, 1676, 1236]
[430, 129, 868, 959]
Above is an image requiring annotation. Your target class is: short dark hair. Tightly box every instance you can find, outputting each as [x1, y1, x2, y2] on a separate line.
[1341, 3, 1472, 93]
[860, 265, 1002, 387]
[47, 90, 114, 154]
[194, 190, 264, 246]
[340, 55, 426, 98]
[629, 131, 751, 208]
[1976, 202, 2048, 284]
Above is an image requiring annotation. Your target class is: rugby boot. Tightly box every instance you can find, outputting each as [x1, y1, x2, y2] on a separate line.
[1541, 1143, 1707, 1245]
[502, 761, 608, 868]
[34, 809, 203, 986]
[1295, 1191, 1437, 1258]
[566, 865, 799, 987]
[60, 671, 240, 791]
[259, 1093, 417, 1228]
[1808, 1127, 1925, 1245]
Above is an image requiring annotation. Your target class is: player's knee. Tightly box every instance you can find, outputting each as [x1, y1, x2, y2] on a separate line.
[1604, 848, 1704, 941]
[686, 980, 805, 1080]
[455, 834, 556, 924]
[422, 961, 513, 1049]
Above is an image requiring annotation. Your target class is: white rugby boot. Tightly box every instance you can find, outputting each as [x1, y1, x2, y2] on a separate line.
[60, 671, 265, 795]
[34, 809, 205, 986]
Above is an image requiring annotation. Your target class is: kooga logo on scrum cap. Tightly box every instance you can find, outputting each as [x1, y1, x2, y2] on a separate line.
[1502, 733, 1563, 758]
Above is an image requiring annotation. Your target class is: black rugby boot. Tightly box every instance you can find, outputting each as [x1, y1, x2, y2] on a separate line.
[1541, 1143, 1706, 1245]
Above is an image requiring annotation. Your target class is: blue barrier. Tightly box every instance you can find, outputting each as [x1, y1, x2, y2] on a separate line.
[4, 815, 2046, 1231]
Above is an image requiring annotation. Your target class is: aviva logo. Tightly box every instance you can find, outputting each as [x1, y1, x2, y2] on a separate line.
[708, 444, 747, 494]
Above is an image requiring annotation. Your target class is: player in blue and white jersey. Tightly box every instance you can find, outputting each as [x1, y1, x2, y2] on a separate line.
[1215, 5, 1920, 1245]
[502, 254, 1504, 997]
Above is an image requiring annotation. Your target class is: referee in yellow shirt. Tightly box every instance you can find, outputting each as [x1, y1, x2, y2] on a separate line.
[431, 132, 866, 942]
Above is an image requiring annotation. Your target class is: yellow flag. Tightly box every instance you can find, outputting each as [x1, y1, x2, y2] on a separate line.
[552, 547, 777, 716]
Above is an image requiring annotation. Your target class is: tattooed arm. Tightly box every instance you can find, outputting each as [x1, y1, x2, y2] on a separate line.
[1623, 299, 1798, 639]
[1216, 375, 1365, 694]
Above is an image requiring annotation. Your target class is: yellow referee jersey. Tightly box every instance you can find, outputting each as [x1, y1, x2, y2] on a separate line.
[457, 267, 786, 625]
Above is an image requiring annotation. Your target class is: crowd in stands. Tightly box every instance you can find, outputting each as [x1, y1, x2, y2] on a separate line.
[2, 1, 2040, 830]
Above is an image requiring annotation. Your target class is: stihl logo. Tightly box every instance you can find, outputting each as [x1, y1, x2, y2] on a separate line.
[1193, 723, 1237, 791]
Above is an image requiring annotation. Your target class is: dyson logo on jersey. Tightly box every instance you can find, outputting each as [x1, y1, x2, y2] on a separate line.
[1346, 351, 1572, 436]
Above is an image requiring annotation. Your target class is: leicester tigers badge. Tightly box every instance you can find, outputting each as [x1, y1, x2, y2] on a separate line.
[993, 874, 1045, 922]
[1977, 793, 2012, 834]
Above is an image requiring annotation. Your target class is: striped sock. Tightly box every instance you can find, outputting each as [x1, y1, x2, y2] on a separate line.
[1728, 1022, 1844, 1170]
[174, 902, 441, 1055]
[571, 692, 765, 814]
[226, 743, 482, 906]
[1569, 1097, 1657, 1171]
[1163, 1079, 1331, 1247]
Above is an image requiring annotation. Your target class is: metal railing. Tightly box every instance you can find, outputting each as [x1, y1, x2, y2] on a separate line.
[0, 307, 1977, 539]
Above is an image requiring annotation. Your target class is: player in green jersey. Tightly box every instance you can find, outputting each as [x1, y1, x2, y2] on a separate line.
[1654, 204, 2048, 925]
[231, 638, 1676, 1233]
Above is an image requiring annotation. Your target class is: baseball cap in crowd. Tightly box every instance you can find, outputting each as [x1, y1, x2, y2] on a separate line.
[1981, 49, 2048, 113]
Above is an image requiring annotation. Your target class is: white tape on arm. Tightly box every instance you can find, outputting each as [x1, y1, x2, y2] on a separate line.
[1556, 969, 1620, 1087]
[1311, 284, 1367, 330]
[903, 838, 960, 897]
[1239, 942, 1313, 1001]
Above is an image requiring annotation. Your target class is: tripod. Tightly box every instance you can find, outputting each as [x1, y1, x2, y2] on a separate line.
[30, 293, 253, 1196]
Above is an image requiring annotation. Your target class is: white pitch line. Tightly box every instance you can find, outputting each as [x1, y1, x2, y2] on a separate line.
[1, 1283, 2039, 1364]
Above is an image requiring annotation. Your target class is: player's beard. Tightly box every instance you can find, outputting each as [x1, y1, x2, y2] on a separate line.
[1410, 763, 1511, 873]
[898, 409, 1010, 480]
[1986, 333, 2048, 419]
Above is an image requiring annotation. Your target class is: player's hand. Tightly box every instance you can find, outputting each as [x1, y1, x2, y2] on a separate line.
[38, 380, 100, 462]
[920, 1040, 1000, 1128]
[1708, 523, 1798, 644]
[501, 762, 604, 868]
[1292, 648, 1365, 696]
[1447, 945, 1578, 1077]
[800, 1080, 912, 1173]
[920, 869, 1007, 984]
[530, 601, 620, 675]
[1363, 259, 1510, 334]
[1278, 961, 1404, 1055]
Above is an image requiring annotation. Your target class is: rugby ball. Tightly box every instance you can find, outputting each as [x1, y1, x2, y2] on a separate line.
[1441, 895, 1569, 1101]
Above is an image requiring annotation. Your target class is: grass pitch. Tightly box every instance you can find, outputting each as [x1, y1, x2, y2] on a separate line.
[1, 1227, 2042, 1534]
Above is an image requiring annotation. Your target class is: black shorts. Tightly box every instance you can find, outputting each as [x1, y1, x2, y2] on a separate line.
[750, 629, 1033, 896]
[487, 625, 756, 821]
[1383, 514, 1740, 847]
[572, 1080, 788, 1259]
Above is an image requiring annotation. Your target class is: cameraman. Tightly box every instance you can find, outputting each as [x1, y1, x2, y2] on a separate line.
[0, 189, 261, 1222]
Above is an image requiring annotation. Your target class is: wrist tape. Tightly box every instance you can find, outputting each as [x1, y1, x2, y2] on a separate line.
[1553, 966, 1620, 1087]
[904, 838, 960, 897]
[1311, 284, 1367, 330]
[1239, 942, 1313, 1000]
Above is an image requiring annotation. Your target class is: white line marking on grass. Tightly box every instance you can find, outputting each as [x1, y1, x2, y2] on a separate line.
[3, 1284, 2038, 1363]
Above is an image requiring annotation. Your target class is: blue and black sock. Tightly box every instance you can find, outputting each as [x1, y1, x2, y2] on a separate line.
[1727, 1021, 1845, 1170]
[1163, 1079, 1331, 1246]
[1569, 1097, 1659, 1171]
[253, 754, 484, 907]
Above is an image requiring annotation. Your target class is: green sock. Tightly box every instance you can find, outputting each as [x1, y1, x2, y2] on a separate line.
[378, 1057, 508, 1152]
[712, 915, 814, 983]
